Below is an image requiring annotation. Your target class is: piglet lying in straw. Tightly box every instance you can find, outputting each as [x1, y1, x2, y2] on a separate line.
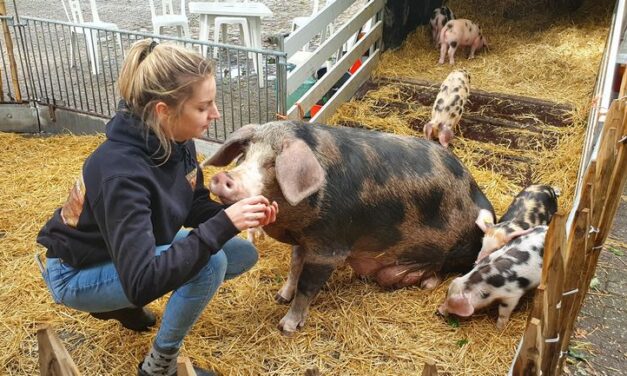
[437, 225, 547, 329]
[475, 185, 559, 263]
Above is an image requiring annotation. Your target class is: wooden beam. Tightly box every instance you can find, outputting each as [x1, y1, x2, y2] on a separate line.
[0, 0, 22, 101]
[512, 317, 543, 376]
[177, 357, 197, 376]
[421, 361, 438, 376]
[37, 324, 81, 376]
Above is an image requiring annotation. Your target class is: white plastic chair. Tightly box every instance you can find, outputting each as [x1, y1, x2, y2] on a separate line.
[148, 0, 191, 38]
[62, 0, 122, 75]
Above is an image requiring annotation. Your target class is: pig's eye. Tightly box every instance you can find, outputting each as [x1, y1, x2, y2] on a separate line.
[234, 154, 245, 166]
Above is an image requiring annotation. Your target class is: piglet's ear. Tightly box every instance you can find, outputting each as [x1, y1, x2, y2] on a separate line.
[505, 227, 534, 243]
[276, 138, 325, 206]
[448, 294, 474, 317]
[475, 209, 495, 233]
[201, 124, 257, 167]
[439, 127, 454, 148]
[423, 122, 434, 140]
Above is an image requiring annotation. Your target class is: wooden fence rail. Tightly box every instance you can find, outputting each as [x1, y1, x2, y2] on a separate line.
[512, 98, 627, 375]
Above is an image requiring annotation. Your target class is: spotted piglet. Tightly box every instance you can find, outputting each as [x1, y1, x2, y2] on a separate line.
[475, 185, 559, 263]
[423, 69, 470, 148]
[430, 6, 455, 47]
[437, 225, 547, 329]
[438, 19, 488, 65]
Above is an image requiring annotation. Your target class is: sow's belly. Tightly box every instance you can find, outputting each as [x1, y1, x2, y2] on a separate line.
[346, 251, 440, 289]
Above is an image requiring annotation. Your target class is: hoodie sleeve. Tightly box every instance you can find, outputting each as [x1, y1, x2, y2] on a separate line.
[96, 175, 239, 307]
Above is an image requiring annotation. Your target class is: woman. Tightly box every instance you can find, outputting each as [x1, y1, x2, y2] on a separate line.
[36, 39, 277, 376]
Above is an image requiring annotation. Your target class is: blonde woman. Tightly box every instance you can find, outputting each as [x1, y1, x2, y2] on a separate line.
[36, 39, 278, 376]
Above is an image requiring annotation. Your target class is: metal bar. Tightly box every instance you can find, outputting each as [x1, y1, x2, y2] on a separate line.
[246, 51, 252, 125]
[236, 47, 242, 129]
[13, 21, 34, 103]
[0, 37, 12, 100]
[46, 21, 64, 106]
[96, 28, 109, 114]
[83, 29, 98, 113]
[26, 19, 46, 101]
[53, 22, 71, 108]
[38, 20, 56, 104]
[0, 4, 22, 101]
[106, 30, 117, 116]
[60, 23, 77, 109]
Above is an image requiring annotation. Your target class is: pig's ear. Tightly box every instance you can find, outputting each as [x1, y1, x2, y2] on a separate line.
[449, 294, 474, 317]
[439, 127, 453, 148]
[475, 209, 495, 233]
[505, 227, 534, 242]
[276, 138, 325, 206]
[202, 124, 257, 167]
[423, 122, 434, 140]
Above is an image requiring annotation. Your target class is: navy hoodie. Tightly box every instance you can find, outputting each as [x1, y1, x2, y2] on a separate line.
[37, 102, 239, 307]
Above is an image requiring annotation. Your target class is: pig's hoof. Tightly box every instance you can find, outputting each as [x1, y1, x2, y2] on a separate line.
[274, 292, 292, 304]
[438, 61, 444, 65]
[496, 318, 508, 330]
[278, 314, 305, 335]
[420, 275, 442, 290]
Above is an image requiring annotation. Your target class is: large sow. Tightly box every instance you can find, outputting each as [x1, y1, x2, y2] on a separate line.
[203, 121, 494, 334]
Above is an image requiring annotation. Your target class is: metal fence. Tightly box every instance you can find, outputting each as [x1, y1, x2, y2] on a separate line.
[0, 15, 287, 142]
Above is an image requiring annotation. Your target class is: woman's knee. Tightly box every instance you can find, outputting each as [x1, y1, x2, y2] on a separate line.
[222, 237, 258, 279]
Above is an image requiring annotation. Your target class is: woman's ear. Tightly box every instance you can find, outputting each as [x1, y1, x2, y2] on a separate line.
[155, 101, 171, 127]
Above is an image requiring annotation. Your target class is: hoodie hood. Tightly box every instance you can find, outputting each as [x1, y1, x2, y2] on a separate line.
[107, 100, 188, 165]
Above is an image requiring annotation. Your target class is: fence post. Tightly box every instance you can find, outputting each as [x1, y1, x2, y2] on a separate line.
[539, 212, 566, 373]
[421, 361, 438, 376]
[0, 0, 22, 101]
[512, 317, 543, 375]
[37, 324, 82, 376]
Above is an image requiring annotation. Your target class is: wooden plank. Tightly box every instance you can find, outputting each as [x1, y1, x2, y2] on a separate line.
[177, 357, 197, 376]
[286, 0, 384, 94]
[540, 213, 567, 373]
[311, 49, 380, 124]
[286, 20, 382, 120]
[512, 317, 543, 376]
[556, 208, 590, 373]
[0, 0, 21, 101]
[421, 361, 438, 376]
[37, 324, 81, 376]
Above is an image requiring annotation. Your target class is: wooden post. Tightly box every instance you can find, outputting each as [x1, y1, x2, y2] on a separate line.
[37, 324, 82, 376]
[512, 318, 543, 376]
[556, 208, 590, 373]
[421, 361, 438, 376]
[0, 0, 21, 101]
[176, 357, 197, 376]
[540, 213, 566, 373]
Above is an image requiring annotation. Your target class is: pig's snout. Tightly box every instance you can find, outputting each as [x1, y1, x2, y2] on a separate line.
[210, 172, 237, 203]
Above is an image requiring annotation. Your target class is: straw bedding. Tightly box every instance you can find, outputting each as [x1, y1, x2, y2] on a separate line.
[0, 0, 612, 375]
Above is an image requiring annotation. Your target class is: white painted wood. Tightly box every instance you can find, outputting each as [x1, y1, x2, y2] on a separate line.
[286, 0, 383, 94]
[310, 49, 380, 124]
[286, 20, 382, 119]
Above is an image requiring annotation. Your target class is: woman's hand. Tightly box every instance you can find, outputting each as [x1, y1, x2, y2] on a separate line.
[224, 196, 279, 231]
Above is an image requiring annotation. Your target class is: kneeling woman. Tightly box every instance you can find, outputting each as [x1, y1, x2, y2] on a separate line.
[36, 39, 277, 376]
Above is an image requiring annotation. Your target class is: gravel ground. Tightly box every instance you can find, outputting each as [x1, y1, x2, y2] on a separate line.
[8, 0, 365, 49]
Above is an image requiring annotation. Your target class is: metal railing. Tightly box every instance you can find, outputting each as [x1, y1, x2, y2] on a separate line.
[0, 15, 287, 142]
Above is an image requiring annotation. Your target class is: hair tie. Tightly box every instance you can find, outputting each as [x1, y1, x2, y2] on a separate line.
[139, 40, 159, 63]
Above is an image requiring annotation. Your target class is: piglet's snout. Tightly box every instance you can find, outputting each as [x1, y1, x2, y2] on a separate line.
[210, 172, 237, 202]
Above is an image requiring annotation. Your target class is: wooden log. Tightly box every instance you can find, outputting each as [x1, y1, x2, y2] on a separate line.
[421, 361, 438, 376]
[512, 317, 543, 376]
[540, 213, 567, 373]
[556, 208, 590, 373]
[0, 0, 21, 101]
[37, 324, 81, 376]
[177, 357, 197, 376]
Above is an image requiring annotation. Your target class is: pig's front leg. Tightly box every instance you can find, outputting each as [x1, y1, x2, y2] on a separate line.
[496, 295, 521, 329]
[278, 259, 338, 335]
[275, 245, 305, 304]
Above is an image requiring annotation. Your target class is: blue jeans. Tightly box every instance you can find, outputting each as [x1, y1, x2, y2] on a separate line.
[41, 230, 258, 351]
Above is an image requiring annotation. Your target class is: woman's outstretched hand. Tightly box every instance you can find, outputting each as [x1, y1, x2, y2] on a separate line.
[224, 195, 279, 231]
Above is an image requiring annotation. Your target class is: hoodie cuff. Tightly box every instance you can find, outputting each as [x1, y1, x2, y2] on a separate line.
[196, 209, 240, 254]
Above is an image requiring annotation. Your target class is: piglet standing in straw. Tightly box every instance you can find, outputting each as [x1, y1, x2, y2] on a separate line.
[430, 6, 455, 47]
[437, 225, 547, 329]
[438, 19, 488, 65]
[423, 69, 470, 148]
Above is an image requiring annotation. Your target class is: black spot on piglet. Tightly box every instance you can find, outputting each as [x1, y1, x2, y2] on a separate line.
[487, 275, 505, 287]
[450, 41, 458, 48]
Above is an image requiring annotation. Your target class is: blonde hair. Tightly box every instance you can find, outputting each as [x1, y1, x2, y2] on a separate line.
[117, 39, 215, 160]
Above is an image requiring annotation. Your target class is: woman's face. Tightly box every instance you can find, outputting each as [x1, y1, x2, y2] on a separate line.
[168, 75, 221, 142]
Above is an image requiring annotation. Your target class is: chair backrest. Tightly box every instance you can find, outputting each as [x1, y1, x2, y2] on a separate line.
[63, 0, 103, 24]
[148, 0, 187, 18]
